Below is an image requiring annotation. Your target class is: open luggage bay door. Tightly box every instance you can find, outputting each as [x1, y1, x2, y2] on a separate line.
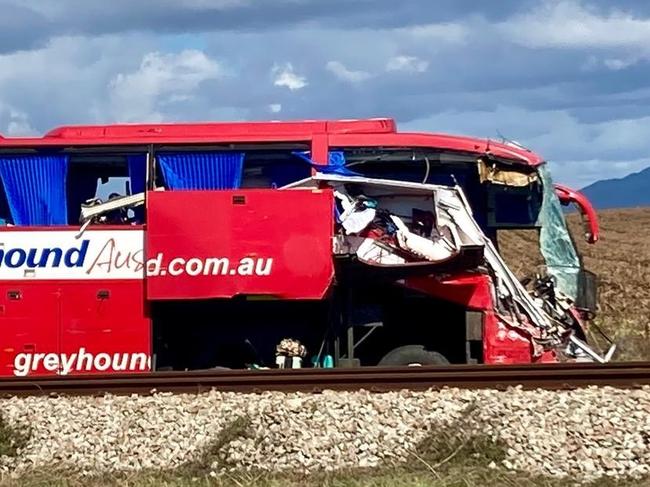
[145, 189, 335, 300]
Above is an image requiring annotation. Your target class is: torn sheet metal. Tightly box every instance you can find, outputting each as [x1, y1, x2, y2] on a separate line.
[285, 173, 610, 362]
[436, 186, 611, 360]
[77, 192, 145, 237]
[430, 185, 609, 362]
[302, 174, 484, 269]
[435, 186, 555, 354]
[80, 192, 145, 224]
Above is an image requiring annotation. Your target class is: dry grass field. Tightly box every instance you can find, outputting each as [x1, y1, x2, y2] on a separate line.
[498, 207, 650, 361]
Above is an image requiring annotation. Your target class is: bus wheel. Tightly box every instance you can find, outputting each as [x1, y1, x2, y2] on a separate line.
[378, 345, 450, 366]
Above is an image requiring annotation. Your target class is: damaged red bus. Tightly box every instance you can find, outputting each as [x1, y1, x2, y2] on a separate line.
[0, 118, 610, 377]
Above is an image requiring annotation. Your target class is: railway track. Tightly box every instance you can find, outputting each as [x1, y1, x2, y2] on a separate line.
[0, 362, 649, 396]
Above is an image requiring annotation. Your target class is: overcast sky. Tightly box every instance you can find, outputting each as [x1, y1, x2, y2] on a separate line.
[1, 0, 649, 187]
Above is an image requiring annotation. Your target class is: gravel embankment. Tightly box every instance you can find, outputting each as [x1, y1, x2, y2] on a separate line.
[1, 387, 649, 480]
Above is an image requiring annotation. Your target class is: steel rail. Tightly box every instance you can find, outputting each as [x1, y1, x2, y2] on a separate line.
[0, 362, 649, 397]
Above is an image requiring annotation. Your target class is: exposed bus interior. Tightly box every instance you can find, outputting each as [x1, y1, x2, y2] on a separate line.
[148, 169, 485, 370]
[151, 283, 470, 370]
[335, 148, 545, 240]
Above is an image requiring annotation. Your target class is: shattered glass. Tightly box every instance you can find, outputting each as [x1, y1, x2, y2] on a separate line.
[536, 164, 581, 300]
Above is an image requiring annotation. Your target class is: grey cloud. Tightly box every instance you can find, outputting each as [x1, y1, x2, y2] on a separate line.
[0, 0, 534, 53]
[0, 3, 52, 53]
[0, 0, 649, 187]
[0, 35, 159, 128]
[402, 106, 650, 186]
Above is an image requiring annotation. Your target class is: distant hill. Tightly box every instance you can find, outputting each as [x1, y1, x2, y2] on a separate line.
[580, 166, 650, 209]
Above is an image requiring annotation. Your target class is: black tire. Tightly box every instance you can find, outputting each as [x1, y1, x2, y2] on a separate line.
[378, 345, 450, 366]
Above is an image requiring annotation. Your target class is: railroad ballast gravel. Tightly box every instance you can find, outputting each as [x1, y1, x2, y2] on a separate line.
[1, 386, 649, 480]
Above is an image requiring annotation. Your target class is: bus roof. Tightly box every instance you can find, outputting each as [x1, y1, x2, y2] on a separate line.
[0, 118, 544, 165]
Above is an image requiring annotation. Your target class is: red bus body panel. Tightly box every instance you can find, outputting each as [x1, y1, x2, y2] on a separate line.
[59, 281, 150, 375]
[146, 189, 335, 300]
[0, 279, 150, 377]
[0, 282, 60, 376]
[406, 273, 546, 363]
[555, 184, 600, 244]
[0, 118, 542, 166]
[0, 228, 150, 377]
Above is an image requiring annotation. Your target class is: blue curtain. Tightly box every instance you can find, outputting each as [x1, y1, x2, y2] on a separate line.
[158, 152, 244, 190]
[0, 155, 69, 225]
[127, 154, 147, 194]
[292, 150, 360, 176]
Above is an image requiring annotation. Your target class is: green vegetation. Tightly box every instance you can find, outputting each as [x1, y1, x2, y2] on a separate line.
[187, 415, 253, 472]
[0, 414, 29, 458]
[2, 444, 648, 486]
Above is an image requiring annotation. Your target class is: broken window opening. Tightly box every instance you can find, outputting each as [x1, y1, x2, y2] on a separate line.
[67, 153, 147, 226]
[496, 228, 546, 280]
[288, 173, 485, 280]
[334, 148, 490, 232]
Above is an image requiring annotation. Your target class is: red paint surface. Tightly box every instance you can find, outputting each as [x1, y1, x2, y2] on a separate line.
[0, 280, 150, 377]
[406, 273, 539, 364]
[405, 272, 494, 310]
[146, 189, 335, 300]
[482, 310, 534, 364]
[0, 118, 543, 165]
[0, 283, 59, 376]
[60, 282, 150, 374]
[329, 133, 544, 165]
[0, 119, 395, 147]
[555, 184, 600, 244]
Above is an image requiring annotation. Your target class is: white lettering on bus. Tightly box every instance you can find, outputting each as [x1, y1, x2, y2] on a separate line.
[146, 253, 273, 277]
[12, 348, 151, 376]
